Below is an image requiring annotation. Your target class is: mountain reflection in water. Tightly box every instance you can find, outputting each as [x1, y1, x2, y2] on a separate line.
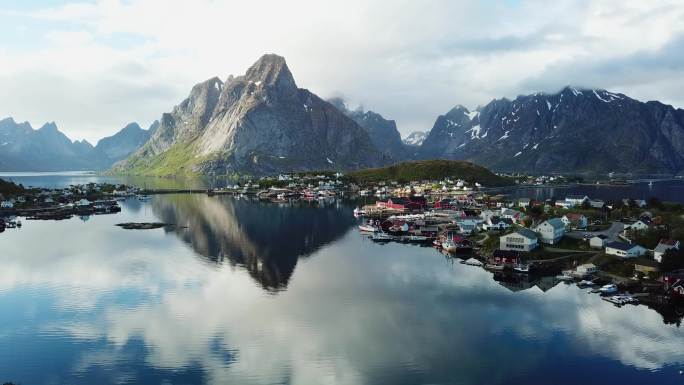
[2, 194, 684, 384]
[152, 195, 357, 291]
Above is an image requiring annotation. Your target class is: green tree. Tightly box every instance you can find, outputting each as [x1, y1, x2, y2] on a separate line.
[661, 248, 684, 272]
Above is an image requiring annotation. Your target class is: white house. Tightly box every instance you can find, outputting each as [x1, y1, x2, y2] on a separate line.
[589, 235, 609, 248]
[76, 199, 91, 207]
[517, 198, 531, 207]
[566, 195, 589, 206]
[500, 228, 539, 252]
[534, 218, 565, 244]
[484, 217, 513, 231]
[501, 208, 525, 223]
[624, 220, 650, 233]
[574, 263, 598, 277]
[561, 213, 588, 229]
[654, 239, 680, 263]
[0, 200, 14, 209]
[555, 200, 576, 209]
[479, 209, 496, 222]
[605, 241, 647, 258]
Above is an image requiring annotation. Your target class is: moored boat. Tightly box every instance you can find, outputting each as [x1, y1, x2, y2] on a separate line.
[463, 258, 483, 266]
[358, 224, 378, 232]
[485, 263, 505, 271]
[442, 240, 457, 253]
[372, 232, 393, 242]
[513, 263, 531, 273]
[406, 235, 430, 243]
[598, 284, 618, 294]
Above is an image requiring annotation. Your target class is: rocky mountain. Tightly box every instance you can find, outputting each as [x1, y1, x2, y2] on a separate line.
[418, 87, 684, 175]
[328, 98, 408, 161]
[116, 54, 386, 176]
[403, 131, 428, 147]
[93, 122, 157, 168]
[0, 117, 154, 171]
[0, 118, 92, 171]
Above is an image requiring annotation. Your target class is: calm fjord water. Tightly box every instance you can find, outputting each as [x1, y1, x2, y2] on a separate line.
[1, 176, 684, 384]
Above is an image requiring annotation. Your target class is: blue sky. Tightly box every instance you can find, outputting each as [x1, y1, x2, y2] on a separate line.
[1, 0, 683, 143]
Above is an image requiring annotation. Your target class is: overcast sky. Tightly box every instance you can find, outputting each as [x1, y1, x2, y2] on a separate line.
[1, 0, 683, 143]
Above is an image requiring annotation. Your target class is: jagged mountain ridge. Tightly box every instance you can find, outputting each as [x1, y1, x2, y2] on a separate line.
[0, 117, 156, 171]
[328, 98, 408, 161]
[418, 87, 684, 174]
[117, 54, 386, 176]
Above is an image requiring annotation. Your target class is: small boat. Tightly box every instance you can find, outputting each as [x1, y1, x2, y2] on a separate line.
[602, 295, 637, 306]
[463, 258, 483, 266]
[599, 284, 618, 294]
[372, 232, 393, 242]
[406, 235, 429, 243]
[513, 263, 531, 273]
[485, 263, 505, 271]
[577, 280, 596, 288]
[442, 240, 457, 253]
[358, 224, 378, 232]
[353, 207, 365, 216]
[556, 274, 574, 282]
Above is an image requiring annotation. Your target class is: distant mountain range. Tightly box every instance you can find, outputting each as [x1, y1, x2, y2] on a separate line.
[418, 87, 684, 174]
[5, 53, 684, 176]
[0, 117, 156, 171]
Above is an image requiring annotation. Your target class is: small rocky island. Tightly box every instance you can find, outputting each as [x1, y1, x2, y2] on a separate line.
[116, 222, 173, 230]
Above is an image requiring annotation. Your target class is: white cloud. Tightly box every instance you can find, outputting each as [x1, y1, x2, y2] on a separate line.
[0, 0, 683, 142]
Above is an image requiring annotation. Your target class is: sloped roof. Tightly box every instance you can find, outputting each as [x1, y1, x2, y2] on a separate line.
[515, 228, 538, 240]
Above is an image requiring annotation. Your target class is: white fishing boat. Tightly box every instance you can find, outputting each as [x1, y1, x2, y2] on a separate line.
[406, 235, 429, 243]
[556, 273, 574, 282]
[442, 240, 457, 253]
[602, 295, 637, 305]
[372, 232, 393, 242]
[463, 258, 483, 266]
[358, 224, 378, 232]
[513, 263, 531, 273]
[353, 207, 366, 216]
[599, 284, 618, 294]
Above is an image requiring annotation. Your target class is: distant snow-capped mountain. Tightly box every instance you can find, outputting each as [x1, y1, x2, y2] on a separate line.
[403, 131, 428, 147]
[418, 87, 684, 174]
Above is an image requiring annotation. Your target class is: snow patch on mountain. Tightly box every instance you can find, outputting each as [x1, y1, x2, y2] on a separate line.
[403, 131, 428, 146]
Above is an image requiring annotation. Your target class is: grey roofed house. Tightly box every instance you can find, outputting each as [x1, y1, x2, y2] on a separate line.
[546, 218, 565, 230]
[491, 217, 514, 225]
[516, 228, 539, 240]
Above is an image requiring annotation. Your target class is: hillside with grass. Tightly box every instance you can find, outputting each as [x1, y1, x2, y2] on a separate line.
[0, 178, 25, 196]
[347, 160, 513, 186]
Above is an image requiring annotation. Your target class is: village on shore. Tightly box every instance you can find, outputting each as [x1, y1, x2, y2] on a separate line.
[2, 172, 684, 317]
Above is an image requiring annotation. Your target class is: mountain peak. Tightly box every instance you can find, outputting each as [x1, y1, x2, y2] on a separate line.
[38, 122, 59, 132]
[120, 122, 143, 133]
[244, 54, 296, 91]
[0, 117, 16, 125]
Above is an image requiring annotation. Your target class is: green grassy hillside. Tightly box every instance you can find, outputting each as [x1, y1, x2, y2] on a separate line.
[0, 178, 25, 196]
[347, 160, 513, 186]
